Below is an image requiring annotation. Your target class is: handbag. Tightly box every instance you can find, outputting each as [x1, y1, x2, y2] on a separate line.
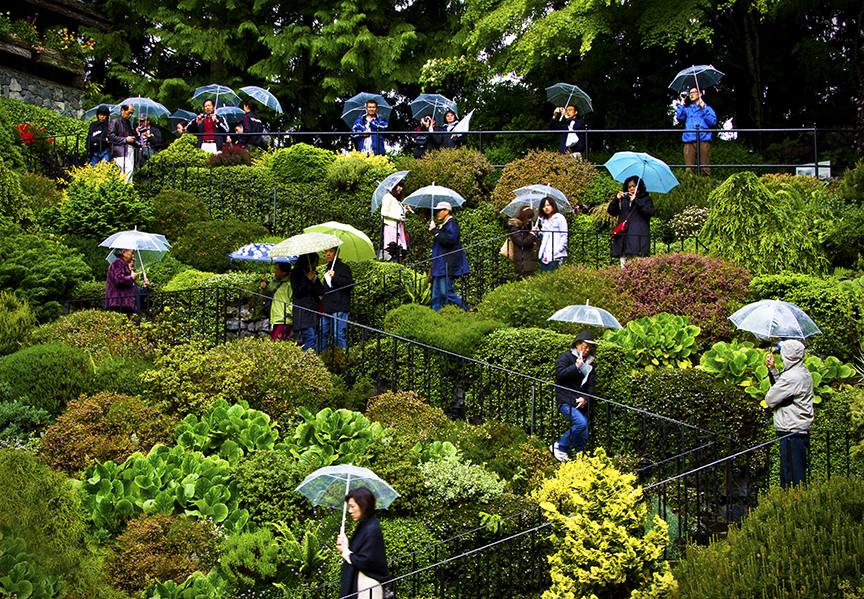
[611, 205, 637, 240]
[500, 238, 514, 260]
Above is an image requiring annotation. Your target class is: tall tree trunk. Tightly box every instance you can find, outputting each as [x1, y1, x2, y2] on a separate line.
[742, 7, 765, 131]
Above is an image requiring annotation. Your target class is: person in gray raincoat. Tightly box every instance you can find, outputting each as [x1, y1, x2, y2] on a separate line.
[607, 176, 655, 266]
[764, 339, 814, 488]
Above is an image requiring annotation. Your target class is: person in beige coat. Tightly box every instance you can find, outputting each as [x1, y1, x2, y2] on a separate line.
[764, 339, 814, 488]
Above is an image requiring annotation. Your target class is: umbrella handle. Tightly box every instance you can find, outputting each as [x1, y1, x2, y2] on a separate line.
[136, 249, 147, 281]
[341, 470, 352, 536]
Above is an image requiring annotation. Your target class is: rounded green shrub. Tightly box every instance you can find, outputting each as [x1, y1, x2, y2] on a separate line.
[0, 343, 93, 416]
[366, 390, 448, 443]
[270, 143, 336, 183]
[144, 255, 192, 292]
[490, 150, 598, 213]
[162, 267, 213, 292]
[418, 455, 505, 505]
[30, 309, 151, 363]
[19, 172, 62, 217]
[839, 158, 864, 207]
[173, 219, 268, 272]
[403, 147, 494, 208]
[0, 291, 37, 355]
[39, 391, 176, 476]
[145, 134, 210, 168]
[151, 189, 210, 242]
[473, 327, 571, 382]
[0, 155, 37, 232]
[232, 450, 316, 527]
[383, 303, 501, 356]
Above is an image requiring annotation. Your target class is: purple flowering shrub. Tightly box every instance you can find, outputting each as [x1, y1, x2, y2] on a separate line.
[610, 253, 751, 346]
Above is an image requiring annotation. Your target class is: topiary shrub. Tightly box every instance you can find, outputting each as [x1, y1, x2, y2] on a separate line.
[39, 392, 176, 476]
[0, 449, 113, 598]
[490, 150, 598, 213]
[532, 448, 677, 599]
[53, 161, 153, 239]
[608, 253, 751, 347]
[325, 151, 395, 195]
[107, 513, 220, 593]
[146, 134, 210, 168]
[0, 291, 37, 355]
[473, 327, 571, 382]
[151, 189, 210, 242]
[162, 268, 214, 292]
[30, 309, 151, 363]
[383, 303, 501, 356]
[366, 390, 448, 443]
[232, 450, 316, 527]
[173, 219, 268, 272]
[0, 343, 93, 416]
[674, 476, 864, 599]
[270, 143, 336, 184]
[701, 171, 829, 275]
[652, 170, 714, 223]
[403, 147, 493, 208]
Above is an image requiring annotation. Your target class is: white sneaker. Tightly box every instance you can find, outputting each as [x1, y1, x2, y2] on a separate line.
[550, 443, 569, 462]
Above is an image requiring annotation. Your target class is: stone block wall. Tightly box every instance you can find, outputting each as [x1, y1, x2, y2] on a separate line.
[0, 66, 84, 119]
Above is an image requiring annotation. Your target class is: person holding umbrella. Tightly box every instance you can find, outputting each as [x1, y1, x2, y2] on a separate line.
[508, 206, 538, 278]
[321, 246, 353, 352]
[429, 201, 469, 312]
[380, 178, 409, 263]
[291, 253, 325, 352]
[187, 99, 230, 154]
[240, 99, 267, 150]
[104, 248, 140, 317]
[436, 110, 466, 150]
[352, 100, 389, 156]
[607, 176, 655, 267]
[108, 104, 137, 183]
[675, 87, 717, 176]
[535, 197, 568, 272]
[551, 105, 585, 158]
[259, 261, 293, 341]
[336, 486, 390, 599]
[551, 331, 597, 462]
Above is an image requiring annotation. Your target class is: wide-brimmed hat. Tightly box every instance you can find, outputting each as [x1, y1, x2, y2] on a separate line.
[433, 201, 452, 211]
[573, 331, 597, 346]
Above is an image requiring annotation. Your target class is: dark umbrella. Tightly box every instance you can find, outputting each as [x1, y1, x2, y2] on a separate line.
[668, 65, 724, 94]
[410, 93, 458, 126]
[545, 83, 594, 116]
[83, 103, 117, 121]
[341, 92, 392, 127]
[170, 109, 196, 131]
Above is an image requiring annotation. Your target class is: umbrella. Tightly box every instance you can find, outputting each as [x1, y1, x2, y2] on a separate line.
[216, 106, 245, 125]
[402, 183, 467, 211]
[603, 152, 679, 194]
[341, 92, 392, 128]
[547, 301, 623, 329]
[501, 193, 574, 217]
[269, 232, 343, 259]
[371, 170, 410, 214]
[410, 93, 458, 126]
[119, 97, 170, 119]
[83, 103, 117, 121]
[729, 299, 822, 340]
[170, 109, 196, 131]
[228, 243, 296, 263]
[239, 85, 283, 114]
[668, 64, 724, 94]
[192, 84, 241, 109]
[545, 83, 594, 116]
[295, 464, 399, 534]
[303, 222, 375, 263]
[513, 184, 572, 213]
[99, 228, 172, 279]
[452, 109, 475, 134]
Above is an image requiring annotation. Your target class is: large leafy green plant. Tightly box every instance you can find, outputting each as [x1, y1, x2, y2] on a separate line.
[175, 399, 279, 463]
[0, 532, 56, 599]
[279, 407, 384, 468]
[603, 312, 700, 371]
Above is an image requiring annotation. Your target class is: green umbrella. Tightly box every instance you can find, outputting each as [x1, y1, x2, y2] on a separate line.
[303, 221, 375, 263]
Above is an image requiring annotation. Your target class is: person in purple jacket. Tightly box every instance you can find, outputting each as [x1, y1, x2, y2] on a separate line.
[104, 248, 139, 317]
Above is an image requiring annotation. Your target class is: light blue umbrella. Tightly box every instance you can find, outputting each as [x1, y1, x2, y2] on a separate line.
[371, 170, 410, 214]
[119, 97, 170, 119]
[402, 183, 466, 211]
[410, 93, 457, 126]
[240, 86, 283, 114]
[341, 92, 392, 127]
[603, 152, 679, 194]
[192, 84, 240, 109]
[216, 106, 245, 125]
[228, 243, 296, 263]
[729, 299, 821, 340]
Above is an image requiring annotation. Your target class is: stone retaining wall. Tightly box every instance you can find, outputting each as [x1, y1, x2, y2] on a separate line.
[0, 66, 84, 119]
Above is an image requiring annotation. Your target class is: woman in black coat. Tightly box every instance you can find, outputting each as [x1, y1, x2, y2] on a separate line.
[337, 487, 390, 599]
[290, 253, 325, 352]
[607, 176, 655, 266]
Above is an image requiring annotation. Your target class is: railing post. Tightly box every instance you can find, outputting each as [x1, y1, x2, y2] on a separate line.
[478, 125, 482, 153]
[813, 124, 819, 174]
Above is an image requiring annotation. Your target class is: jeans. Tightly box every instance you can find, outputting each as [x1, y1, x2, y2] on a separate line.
[430, 275, 467, 312]
[557, 403, 588, 456]
[90, 149, 110, 166]
[778, 432, 809, 488]
[321, 312, 348, 351]
[540, 260, 560, 273]
[299, 327, 316, 352]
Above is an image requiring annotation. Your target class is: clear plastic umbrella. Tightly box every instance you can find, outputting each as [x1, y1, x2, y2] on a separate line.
[83, 103, 117, 120]
[295, 464, 399, 534]
[729, 299, 822, 340]
[170, 109, 196, 130]
[371, 170, 410, 214]
[545, 82, 594, 116]
[118, 97, 170, 119]
[239, 85, 283, 114]
[410, 93, 458, 126]
[668, 64, 725, 94]
[547, 301, 623, 329]
[192, 84, 240, 109]
[216, 106, 245, 125]
[341, 92, 392, 127]
[99, 228, 172, 278]
[512, 184, 572, 213]
[402, 183, 466, 211]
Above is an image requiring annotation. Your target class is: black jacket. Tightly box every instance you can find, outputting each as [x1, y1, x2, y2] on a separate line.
[551, 116, 585, 153]
[241, 111, 265, 148]
[555, 349, 596, 412]
[322, 259, 353, 314]
[339, 517, 390, 599]
[607, 191, 655, 257]
[435, 123, 465, 149]
[290, 267, 325, 330]
[87, 119, 110, 156]
[186, 114, 230, 150]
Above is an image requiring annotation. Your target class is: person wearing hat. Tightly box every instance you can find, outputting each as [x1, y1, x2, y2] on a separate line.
[764, 339, 814, 488]
[551, 331, 597, 461]
[428, 201, 470, 311]
[87, 105, 112, 166]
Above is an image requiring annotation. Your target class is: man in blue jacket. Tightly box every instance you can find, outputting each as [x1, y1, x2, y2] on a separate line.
[351, 100, 388, 155]
[675, 87, 717, 176]
[428, 201, 469, 311]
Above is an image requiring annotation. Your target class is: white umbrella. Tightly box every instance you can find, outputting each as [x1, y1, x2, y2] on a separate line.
[729, 299, 822, 339]
[547, 301, 623, 329]
[99, 228, 171, 279]
[269, 232, 343, 259]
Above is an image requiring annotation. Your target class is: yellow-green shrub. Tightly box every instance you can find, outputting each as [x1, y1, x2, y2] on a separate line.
[490, 150, 598, 213]
[0, 291, 37, 355]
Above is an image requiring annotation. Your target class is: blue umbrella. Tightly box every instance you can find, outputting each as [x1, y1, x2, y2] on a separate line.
[216, 106, 245, 125]
[668, 65, 724, 94]
[371, 170, 410, 214]
[119, 97, 170, 119]
[545, 83, 594, 115]
[239, 86, 283, 114]
[410, 93, 457, 126]
[603, 152, 679, 194]
[229, 243, 296, 263]
[192, 84, 240, 109]
[341, 92, 392, 127]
